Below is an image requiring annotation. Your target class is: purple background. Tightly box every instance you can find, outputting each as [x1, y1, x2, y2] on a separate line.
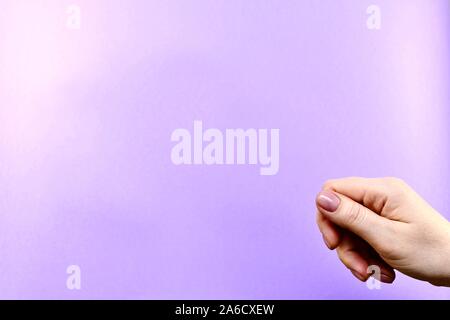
[1, 0, 449, 299]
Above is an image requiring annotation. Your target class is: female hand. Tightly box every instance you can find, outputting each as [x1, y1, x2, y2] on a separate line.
[316, 177, 450, 286]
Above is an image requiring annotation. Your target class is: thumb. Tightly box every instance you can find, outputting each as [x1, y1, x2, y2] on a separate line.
[316, 190, 393, 249]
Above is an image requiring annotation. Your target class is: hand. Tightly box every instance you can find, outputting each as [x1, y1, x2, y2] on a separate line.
[315, 177, 450, 286]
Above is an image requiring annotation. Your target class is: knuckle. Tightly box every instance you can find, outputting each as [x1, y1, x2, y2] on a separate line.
[322, 179, 335, 190]
[381, 177, 410, 198]
[383, 177, 406, 188]
[345, 203, 366, 227]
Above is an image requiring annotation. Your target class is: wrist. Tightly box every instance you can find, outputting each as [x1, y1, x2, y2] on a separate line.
[432, 222, 450, 287]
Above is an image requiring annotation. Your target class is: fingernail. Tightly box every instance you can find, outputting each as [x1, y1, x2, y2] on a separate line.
[322, 235, 332, 249]
[380, 274, 395, 283]
[351, 270, 366, 282]
[316, 191, 340, 212]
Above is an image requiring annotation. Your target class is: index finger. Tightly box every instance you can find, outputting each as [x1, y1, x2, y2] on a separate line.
[322, 177, 394, 214]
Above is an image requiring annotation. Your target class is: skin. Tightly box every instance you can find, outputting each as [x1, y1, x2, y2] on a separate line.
[315, 177, 450, 286]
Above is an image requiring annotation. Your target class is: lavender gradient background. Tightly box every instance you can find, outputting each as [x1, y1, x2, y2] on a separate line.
[1, 0, 449, 299]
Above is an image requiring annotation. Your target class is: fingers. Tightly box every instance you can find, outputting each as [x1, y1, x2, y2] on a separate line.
[365, 249, 396, 283]
[316, 211, 342, 249]
[336, 235, 368, 281]
[322, 177, 400, 214]
[337, 233, 396, 283]
[316, 190, 396, 251]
